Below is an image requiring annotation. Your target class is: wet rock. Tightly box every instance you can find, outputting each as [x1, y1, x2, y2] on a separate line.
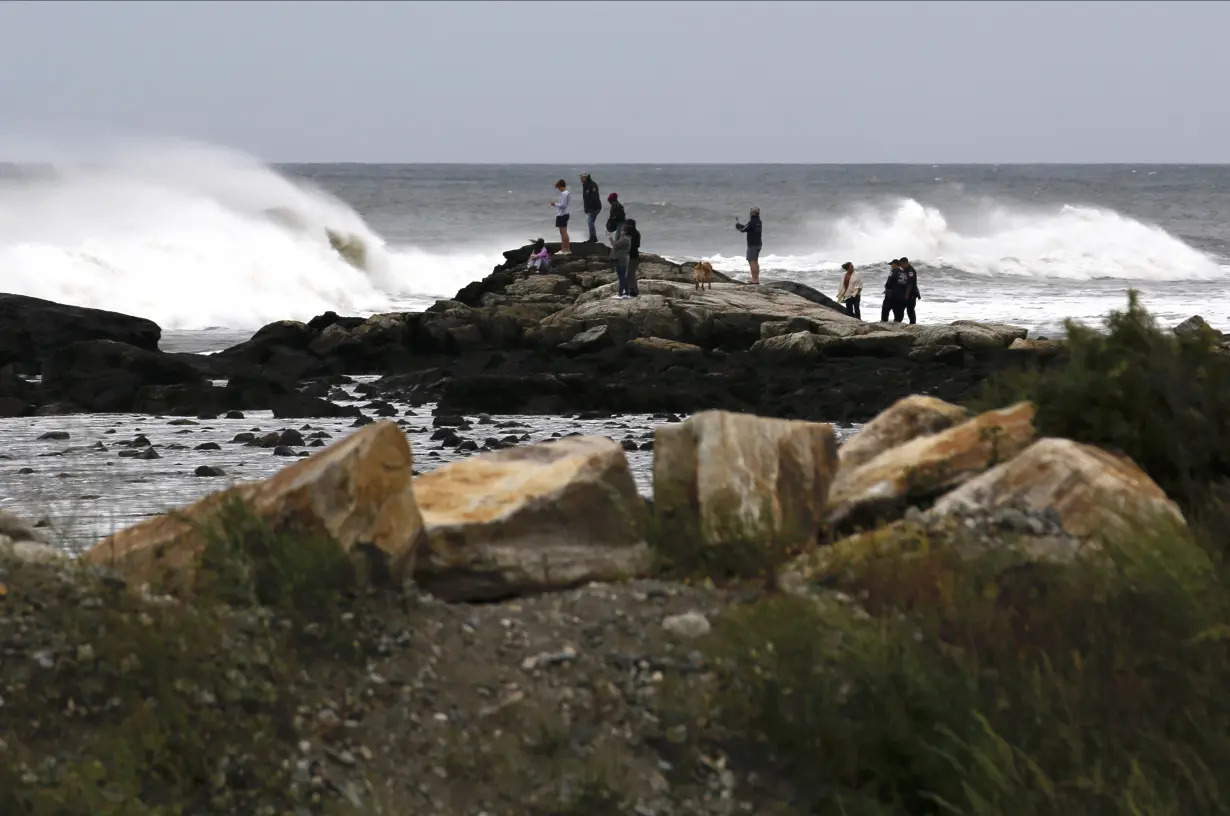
[138, 448, 161, 460]
[653, 410, 839, 559]
[225, 410, 245, 419]
[42, 340, 205, 413]
[83, 421, 426, 595]
[277, 429, 305, 447]
[352, 415, 374, 428]
[0, 293, 161, 375]
[838, 395, 971, 470]
[194, 465, 227, 477]
[273, 446, 297, 456]
[195, 442, 222, 451]
[827, 402, 1037, 534]
[1173, 315, 1220, 338]
[37, 430, 70, 441]
[270, 394, 362, 420]
[559, 324, 612, 355]
[413, 436, 650, 602]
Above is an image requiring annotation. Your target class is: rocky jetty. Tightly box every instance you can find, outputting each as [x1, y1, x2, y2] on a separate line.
[3, 243, 1226, 423]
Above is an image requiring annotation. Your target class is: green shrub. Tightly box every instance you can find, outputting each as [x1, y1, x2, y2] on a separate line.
[974, 292, 1230, 528]
[688, 518, 1230, 814]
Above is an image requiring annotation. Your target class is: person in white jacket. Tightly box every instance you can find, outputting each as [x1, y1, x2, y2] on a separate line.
[836, 261, 863, 319]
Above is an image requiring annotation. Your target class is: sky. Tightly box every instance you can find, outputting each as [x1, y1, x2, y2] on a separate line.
[0, 0, 1227, 164]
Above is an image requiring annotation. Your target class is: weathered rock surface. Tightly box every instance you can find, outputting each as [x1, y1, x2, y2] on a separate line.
[653, 410, 839, 557]
[0, 293, 161, 375]
[412, 436, 650, 602]
[930, 437, 1185, 539]
[83, 421, 425, 594]
[43, 340, 206, 413]
[826, 402, 1037, 533]
[1173, 315, 1220, 338]
[838, 395, 971, 470]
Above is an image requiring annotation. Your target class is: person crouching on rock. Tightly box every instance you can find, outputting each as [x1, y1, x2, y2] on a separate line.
[605, 193, 626, 245]
[836, 261, 863, 319]
[900, 255, 922, 324]
[551, 179, 572, 255]
[527, 238, 551, 274]
[882, 259, 911, 323]
[610, 223, 633, 299]
[735, 206, 763, 284]
[625, 218, 642, 297]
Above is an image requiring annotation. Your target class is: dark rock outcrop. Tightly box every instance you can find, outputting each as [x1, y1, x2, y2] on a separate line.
[0, 294, 162, 376]
[43, 340, 205, 413]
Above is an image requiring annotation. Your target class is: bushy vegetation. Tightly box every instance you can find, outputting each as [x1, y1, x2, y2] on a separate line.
[669, 295, 1230, 814]
[974, 292, 1230, 549]
[0, 500, 372, 815]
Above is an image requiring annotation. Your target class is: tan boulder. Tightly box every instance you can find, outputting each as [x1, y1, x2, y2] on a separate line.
[930, 437, 1185, 539]
[827, 402, 1036, 533]
[83, 421, 424, 595]
[839, 395, 971, 470]
[653, 410, 839, 574]
[412, 436, 650, 602]
[627, 337, 705, 354]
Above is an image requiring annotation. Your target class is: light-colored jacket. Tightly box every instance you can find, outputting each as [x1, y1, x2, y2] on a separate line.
[836, 269, 864, 302]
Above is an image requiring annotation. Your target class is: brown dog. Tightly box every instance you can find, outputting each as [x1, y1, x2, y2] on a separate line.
[692, 261, 714, 290]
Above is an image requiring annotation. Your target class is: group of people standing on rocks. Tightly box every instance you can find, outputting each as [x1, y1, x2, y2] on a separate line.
[534, 174, 641, 299]
[834, 257, 922, 323]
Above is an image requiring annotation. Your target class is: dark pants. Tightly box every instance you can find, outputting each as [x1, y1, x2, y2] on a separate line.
[615, 261, 629, 295]
[627, 258, 639, 296]
[906, 298, 917, 324]
[586, 210, 599, 242]
[891, 302, 906, 322]
[881, 296, 891, 322]
[844, 294, 861, 319]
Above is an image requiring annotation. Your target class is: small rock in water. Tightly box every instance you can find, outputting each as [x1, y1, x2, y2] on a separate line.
[16, 468, 33, 475]
[194, 465, 226, 477]
[138, 448, 161, 460]
[91, 441, 107, 451]
[662, 612, 712, 639]
[117, 451, 141, 459]
[309, 439, 325, 447]
[225, 410, 245, 419]
[621, 439, 638, 452]
[194, 442, 221, 451]
[232, 432, 256, 444]
[131, 435, 151, 448]
[352, 416, 374, 428]
[277, 429, 305, 447]
[403, 408, 417, 416]
[477, 414, 494, 425]
[273, 446, 297, 456]
[196, 412, 218, 421]
[37, 431, 69, 441]
[457, 439, 479, 452]
[168, 418, 198, 426]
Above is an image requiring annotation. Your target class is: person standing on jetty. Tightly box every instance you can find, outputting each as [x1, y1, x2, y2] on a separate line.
[605, 192, 626, 245]
[735, 207, 763, 284]
[551, 179, 572, 255]
[836, 261, 863, 319]
[900, 256, 922, 324]
[580, 173, 602, 244]
[610, 223, 633, 299]
[625, 218, 642, 297]
[881, 259, 911, 322]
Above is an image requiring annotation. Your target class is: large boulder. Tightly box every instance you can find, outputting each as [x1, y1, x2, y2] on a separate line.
[751, 329, 916, 359]
[930, 437, 1185, 539]
[826, 402, 1037, 533]
[42, 340, 206, 413]
[412, 436, 650, 602]
[759, 280, 847, 314]
[82, 421, 424, 595]
[537, 280, 863, 350]
[838, 395, 971, 470]
[653, 410, 839, 574]
[0, 294, 161, 375]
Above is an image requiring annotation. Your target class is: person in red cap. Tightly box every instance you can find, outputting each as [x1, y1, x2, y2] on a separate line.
[604, 192, 626, 245]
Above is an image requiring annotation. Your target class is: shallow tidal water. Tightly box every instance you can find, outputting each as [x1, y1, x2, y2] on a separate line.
[0, 375, 860, 553]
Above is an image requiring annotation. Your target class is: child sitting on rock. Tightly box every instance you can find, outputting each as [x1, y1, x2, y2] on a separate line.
[526, 239, 551, 274]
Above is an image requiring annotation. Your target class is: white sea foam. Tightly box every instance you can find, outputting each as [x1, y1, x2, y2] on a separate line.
[0, 141, 499, 329]
[702, 198, 1227, 281]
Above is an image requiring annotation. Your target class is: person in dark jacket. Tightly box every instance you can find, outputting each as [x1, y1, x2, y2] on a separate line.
[610, 224, 633, 299]
[735, 207, 763, 284]
[625, 218, 641, 297]
[605, 193, 626, 244]
[579, 172, 602, 243]
[881, 259, 911, 323]
[899, 256, 922, 324]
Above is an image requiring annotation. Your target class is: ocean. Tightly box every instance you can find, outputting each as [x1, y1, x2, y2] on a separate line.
[1, 144, 1229, 352]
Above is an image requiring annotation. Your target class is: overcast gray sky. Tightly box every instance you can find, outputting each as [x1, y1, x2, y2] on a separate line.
[0, 0, 1227, 163]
